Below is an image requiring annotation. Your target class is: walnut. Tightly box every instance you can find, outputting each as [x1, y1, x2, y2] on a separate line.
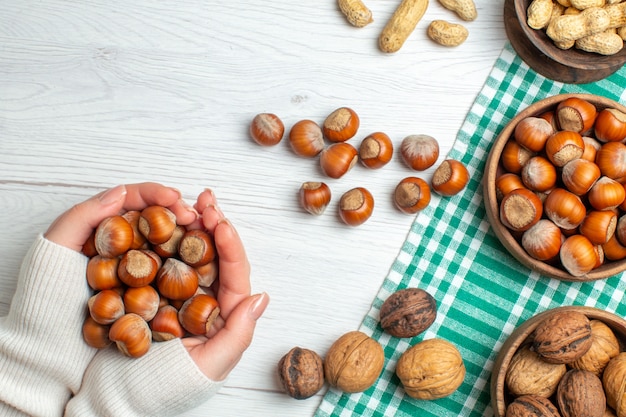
[557, 369, 606, 417]
[379, 288, 436, 338]
[602, 352, 626, 417]
[506, 344, 567, 398]
[532, 310, 592, 364]
[395, 338, 465, 400]
[277, 346, 324, 400]
[505, 395, 561, 417]
[570, 320, 620, 376]
[324, 331, 384, 393]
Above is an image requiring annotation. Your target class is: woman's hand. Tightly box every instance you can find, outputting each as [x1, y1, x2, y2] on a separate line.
[182, 189, 269, 381]
[44, 182, 199, 251]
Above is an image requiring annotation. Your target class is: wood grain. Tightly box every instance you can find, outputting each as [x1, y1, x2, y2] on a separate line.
[0, 1, 507, 415]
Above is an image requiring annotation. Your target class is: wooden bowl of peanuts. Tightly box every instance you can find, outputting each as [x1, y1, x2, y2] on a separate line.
[504, 0, 626, 84]
[483, 93, 626, 281]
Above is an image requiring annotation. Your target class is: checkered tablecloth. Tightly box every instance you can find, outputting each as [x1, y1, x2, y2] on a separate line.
[315, 42, 626, 417]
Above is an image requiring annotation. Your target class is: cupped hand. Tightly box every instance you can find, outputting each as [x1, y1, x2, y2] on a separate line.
[182, 189, 269, 382]
[44, 183, 199, 251]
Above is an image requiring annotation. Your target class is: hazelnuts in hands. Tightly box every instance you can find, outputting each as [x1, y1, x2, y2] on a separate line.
[82, 206, 220, 358]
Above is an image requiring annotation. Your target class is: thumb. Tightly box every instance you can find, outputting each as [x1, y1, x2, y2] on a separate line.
[186, 292, 270, 381]
[44, 185, 128, 252]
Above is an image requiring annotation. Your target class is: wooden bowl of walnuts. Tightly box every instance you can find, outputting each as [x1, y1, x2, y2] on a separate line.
[483, 93, 626, 281]
[491, 306, 626, 417]
[504, 0, 626, 84]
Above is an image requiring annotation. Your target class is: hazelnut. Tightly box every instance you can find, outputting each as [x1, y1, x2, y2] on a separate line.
[395, 338, 465, 400]
[379, 288, 436, 338]
[322, 107, 360, 142]
[532, 310, 593, 364]
[324, 331, 384, 393]
[277, 347, 324, 400]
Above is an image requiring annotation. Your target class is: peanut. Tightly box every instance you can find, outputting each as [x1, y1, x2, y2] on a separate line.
[617, 25, 626, 40]
[427, 19, 469, 46]
[527, 0, 555, 29]
[546, 6, 610, 42]
[379, 0, 429, 53]
[571, 0, 606, 9]
[338, 0, 373, 28]
[557, 0, 573, 6]
[605, 2, 626, 28]
[438, 0, 477, 21]
[551, 2, 567, 20]
[575, 29, 624, 53]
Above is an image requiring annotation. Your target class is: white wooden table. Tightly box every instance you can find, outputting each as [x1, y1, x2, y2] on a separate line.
[0, 1, 507, 415]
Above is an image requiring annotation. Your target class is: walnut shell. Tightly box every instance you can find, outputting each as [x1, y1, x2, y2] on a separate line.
[277, 346, 324, 399]
[395, 338, 465, 400]
[379, 288, 436, 338]
[506, 344, 567, 398]
[602, 352, 626, 417]
[532, 310, 592, 364]
[324, 331, 384, 393]
[557, 369, 606, 417]
[505, 395, 561, 417]
[570, 320, 620, 376]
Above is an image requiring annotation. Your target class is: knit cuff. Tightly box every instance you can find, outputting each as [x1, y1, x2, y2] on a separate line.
[66, 339, 224, 416]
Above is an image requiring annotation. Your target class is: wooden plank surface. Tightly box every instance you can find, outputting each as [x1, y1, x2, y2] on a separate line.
[0, 1, 507, 415]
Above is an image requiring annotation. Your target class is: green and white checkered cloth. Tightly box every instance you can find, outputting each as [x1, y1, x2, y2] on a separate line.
[315, 42, 626, 417]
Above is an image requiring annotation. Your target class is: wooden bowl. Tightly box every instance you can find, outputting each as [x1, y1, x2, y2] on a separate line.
[491, 306, 626, 417]
[483, 93, 626, 281]
[504, 0, 626, 84]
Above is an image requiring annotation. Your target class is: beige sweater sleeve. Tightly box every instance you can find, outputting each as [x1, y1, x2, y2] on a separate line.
[0, 235, 223, 417]
[0, 235, 96, 416]
[65, 340, 224, 416]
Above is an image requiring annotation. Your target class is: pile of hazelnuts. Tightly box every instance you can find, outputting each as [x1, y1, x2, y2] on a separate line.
[81, 206, 220, 358]
[497, 96, 626, 277]
[249, 107, 470, 226]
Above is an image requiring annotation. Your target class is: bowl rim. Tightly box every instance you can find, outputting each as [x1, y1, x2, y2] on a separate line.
[483, 93, 626, 281]
[490, 305, 626, 417]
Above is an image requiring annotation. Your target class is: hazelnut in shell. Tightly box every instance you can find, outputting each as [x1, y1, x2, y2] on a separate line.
[400, 134, 439, 171]
[396, 338, 465, 400]
[299, 182, 331, 215]
[320, 142, 358, 179]
[379, 288, 436, 338]
[289, 120, 325, 157]
[94, 215, 134, 258]
[393, 177, 431, 215]
[431, 159, 469, 196]
[277, 347, 325, 400]
[322, 107, 360, 142]
[250, 113, 284, 146]
[359, 132, 393, 169]
[338, 187, 374, 226]
[324, 331, 384, 393]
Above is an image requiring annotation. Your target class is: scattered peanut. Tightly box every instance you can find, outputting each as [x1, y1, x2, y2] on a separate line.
[438, 0, 477, 21]
[557, 0, 573, 7]
[379, 0, 429, 53]
[575, 29, 624, 54]
[427, 20, 469, 46]
[605, 2, 626, 28]
[338, 0, 373, 28]
[527, 0, 555, 30]
[546, 7, 610, 42]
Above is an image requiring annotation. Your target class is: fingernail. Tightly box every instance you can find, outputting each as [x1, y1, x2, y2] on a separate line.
[248, 292, 269, 320]
[209, 204, 225, 220]
[180, 199, 200, 220]
[98, 185, 127, 205]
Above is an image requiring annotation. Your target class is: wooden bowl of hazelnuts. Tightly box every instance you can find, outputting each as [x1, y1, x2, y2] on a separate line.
[491, 306, 626, 417]
[483, 93, 626, 281]
[504, 0, 626, 84]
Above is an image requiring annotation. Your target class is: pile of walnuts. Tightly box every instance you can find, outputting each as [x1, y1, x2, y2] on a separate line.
[504, 309, 626, 416]
[277, 288, 466, 401]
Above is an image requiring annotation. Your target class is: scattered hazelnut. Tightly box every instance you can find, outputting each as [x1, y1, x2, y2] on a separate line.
[393, 177, 431, 215]
[322, 107, 360, 142]
[250, 113, 285, 146]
